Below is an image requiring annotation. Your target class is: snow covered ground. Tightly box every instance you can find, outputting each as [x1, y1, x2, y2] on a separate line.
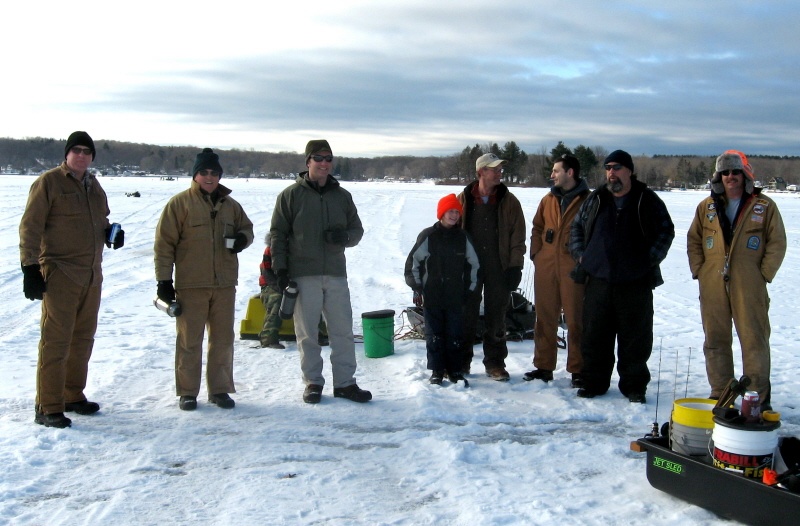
[1, 175, 798, 525]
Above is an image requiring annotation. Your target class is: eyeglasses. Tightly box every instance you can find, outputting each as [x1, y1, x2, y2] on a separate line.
[311, 154, 333, 163]
[719, 169, 744, 176]
[70, 146, 93, 156]
[197, 169, 221, 177]
[604, 164, 624, 172]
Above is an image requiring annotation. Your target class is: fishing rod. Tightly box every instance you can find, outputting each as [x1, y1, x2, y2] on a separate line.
[684, 346, 693, 399]
[649, 338, 664, 438]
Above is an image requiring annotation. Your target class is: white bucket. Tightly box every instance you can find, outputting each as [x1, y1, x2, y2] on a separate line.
[712, 419, 780, 478]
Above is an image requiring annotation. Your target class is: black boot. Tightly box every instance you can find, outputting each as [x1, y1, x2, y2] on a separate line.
[34, 410, 72, 428]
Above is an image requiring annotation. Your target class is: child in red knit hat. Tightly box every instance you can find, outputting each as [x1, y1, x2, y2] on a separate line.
[404, 194, 480, 385]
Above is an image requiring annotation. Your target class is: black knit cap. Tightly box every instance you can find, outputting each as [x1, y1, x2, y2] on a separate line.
[191, 148, 224, 178]
[65, 131, 96, 160]
[604, 150, 634, 173]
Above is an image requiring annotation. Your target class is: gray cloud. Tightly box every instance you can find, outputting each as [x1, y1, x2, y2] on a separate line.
[86, 1, 800, 156]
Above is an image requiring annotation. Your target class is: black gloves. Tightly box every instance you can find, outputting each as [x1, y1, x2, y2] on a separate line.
[230, 232, 248, 253]
[570, 264, 588, 284]
[22, 264, 46, 300]
[157, 280, 176, 303]
[276, 269, 289, 291]
[104, 226, 125, 249]
[324, 230, 349, 246]
[504, 266, 522, 292]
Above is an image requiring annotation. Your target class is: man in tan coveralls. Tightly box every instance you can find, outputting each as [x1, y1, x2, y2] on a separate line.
[20, 131, 124, 428]
[523, 154, 590, 387]
[155, 148, 254, 411]
[688, 150, 786, 408]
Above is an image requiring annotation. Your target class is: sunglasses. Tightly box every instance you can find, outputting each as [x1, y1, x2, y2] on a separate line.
[70, 146, 93, 156]
[197, 169, 221, 177]
[311, 154, 333, 163]
[604, 164, 624, 172]
[719, 169, 744, 176]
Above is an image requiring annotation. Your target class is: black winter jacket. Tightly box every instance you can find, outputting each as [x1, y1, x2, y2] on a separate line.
[405, 222, 480, 310]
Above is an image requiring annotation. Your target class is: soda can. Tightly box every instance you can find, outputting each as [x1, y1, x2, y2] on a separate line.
[740, 390, 761, 423]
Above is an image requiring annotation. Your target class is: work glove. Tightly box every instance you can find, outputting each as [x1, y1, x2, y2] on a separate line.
[22, 264, 46, 300]
[157, 279, 176, 303]
[104, 226, 125, 249]
[230, 232, 248, 254]
[570, 264, 588, 284]
[504, 266, 522, 292]
[413, 289, 424, 308]
[324, 229, 349, 246]
[276, 269, 290, 291]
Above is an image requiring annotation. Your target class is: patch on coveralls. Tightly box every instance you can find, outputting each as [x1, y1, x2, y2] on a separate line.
[706, 213, 716, 222]
[747, 236, 760, 250]
[753, 204, 765, 215]
[705, 237, 714, 249]
[707, 202, 716, 211]
[751, 214, 764, 224]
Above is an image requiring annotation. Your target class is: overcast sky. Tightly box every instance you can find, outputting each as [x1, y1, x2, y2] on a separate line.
[5, 1, 798, 158]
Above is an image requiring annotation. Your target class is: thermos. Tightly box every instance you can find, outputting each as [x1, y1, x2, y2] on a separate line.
[279, 281, 298, 320]
[153, 296, 183, 317]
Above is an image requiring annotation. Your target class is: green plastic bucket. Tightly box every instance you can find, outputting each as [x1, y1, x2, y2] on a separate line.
[362, 309, 395, 358]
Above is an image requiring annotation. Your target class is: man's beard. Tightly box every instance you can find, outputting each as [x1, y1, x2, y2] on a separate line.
[606, 179, 623, 193]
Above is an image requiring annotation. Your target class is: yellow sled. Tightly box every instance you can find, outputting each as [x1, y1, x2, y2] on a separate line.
[239, 294, 296, 340]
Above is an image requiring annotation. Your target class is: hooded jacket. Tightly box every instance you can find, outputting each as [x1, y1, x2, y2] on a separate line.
[530, 178, 590, 268]
[154, 180, 254, 288]
[269, 173, 364, 278]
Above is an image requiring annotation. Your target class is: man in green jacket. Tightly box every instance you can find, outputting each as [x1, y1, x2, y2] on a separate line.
[269, 140, 371, 404]
[154, 148, 254, 411]
[688, 150, 786, 408]
[19, 131, 124, 428]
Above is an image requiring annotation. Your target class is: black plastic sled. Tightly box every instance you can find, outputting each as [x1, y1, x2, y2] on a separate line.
[632, 435, 800, 525]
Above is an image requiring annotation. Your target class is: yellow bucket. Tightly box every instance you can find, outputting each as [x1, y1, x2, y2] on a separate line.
[672, 398, 716, 429]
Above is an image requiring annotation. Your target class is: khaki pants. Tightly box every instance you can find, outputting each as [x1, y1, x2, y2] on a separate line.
[37, 267, 101, 414]
[700, 278, 772, 403]
[294, 276, 357, 388]
[175, 287, 236, 397]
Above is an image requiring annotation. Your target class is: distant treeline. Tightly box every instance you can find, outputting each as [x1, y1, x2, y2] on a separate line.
[1, 136, 798, 188]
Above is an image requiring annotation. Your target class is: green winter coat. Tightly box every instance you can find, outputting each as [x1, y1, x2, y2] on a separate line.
[269, 173, 364, 278]
[154, 180, 254, 289]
